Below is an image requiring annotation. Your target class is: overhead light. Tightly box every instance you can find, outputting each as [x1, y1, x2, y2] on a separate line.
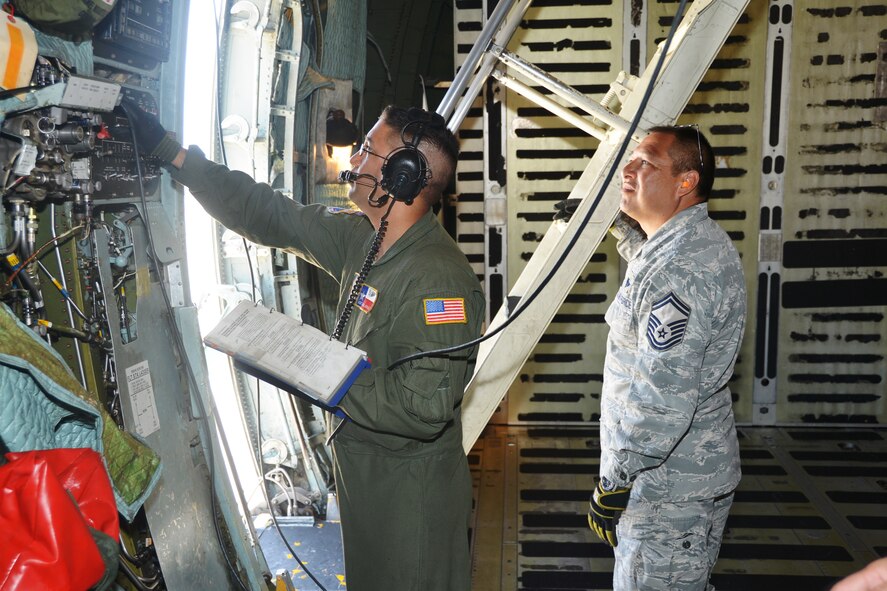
[326, 108, 358, 149]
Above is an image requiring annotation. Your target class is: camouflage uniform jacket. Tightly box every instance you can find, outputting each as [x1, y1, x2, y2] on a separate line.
[600, 203, 745, 502]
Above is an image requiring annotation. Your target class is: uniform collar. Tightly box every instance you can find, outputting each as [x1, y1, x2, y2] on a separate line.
[374, 209, 438, 264]
[641, 202, 708, 256]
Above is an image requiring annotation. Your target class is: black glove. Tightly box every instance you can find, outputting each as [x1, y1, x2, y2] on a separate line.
[553, 198, 581, 222]
[118, 98, 182, 164]
[588, 477, 631, 547]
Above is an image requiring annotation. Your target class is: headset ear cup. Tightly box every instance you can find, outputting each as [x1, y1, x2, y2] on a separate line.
[380, 147, 428, 203]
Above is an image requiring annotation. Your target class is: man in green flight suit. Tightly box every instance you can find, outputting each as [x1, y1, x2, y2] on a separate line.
[126, 103, 484, 591]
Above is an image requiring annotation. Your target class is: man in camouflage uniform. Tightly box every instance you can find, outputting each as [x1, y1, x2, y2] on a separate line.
[588, 126, 746, 591]
[127, 104, 484, 591]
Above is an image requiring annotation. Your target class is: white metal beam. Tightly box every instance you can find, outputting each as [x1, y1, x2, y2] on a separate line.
[462, 0, 751, 452]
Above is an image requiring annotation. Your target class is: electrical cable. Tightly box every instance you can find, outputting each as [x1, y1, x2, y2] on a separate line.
[50, 203, 88, 387]
[388, 0, 691, 371]
[3, 223, 84, 286]
[2, 175, 25, 196]
[35, 259, 89, 321]
[119, 100, 250, 591]
[113, 271, 137, 291]
[118, 558, 161, 591]
[366, 32, 392, 85]
[255, 364, 328, 590]
[264, 475, 294, 516]
[321, 199, 395, 444]
[0, 84, 37, 101]
[331, 199, 393, 341]
[0, 231, 20, 256]
[266, 466, 297, 498]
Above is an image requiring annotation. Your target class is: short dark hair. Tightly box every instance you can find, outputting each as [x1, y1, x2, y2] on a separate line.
[380, 105, 459, 203]
[649, 125, 715, 201]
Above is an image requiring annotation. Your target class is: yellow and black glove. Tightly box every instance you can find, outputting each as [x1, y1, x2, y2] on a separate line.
[587, 477, 631, 547]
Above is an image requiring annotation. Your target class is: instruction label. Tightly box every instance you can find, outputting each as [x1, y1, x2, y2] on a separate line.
[125, 360, 161, 437]
[13, 143, 38, 176]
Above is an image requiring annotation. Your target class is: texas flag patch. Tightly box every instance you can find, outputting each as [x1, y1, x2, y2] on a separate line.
[646, 292, 691, 351]
[356, 284, 378, 313]
[424, 298, 467, 325]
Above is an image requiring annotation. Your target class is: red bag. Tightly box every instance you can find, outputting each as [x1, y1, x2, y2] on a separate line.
[0, 448, 120, 591]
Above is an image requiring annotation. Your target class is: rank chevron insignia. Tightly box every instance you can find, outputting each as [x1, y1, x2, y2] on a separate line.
[646, 292, 691, 351]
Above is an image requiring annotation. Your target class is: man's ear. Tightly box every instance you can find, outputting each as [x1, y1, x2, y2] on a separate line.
[679, 170, 700, 193]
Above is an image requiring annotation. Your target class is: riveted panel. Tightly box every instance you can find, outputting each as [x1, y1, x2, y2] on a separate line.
[454, 1, 487, 284]
[454, 0, 885, 429]
[779, 1, 887, 424]
[502, 1, 621, 425]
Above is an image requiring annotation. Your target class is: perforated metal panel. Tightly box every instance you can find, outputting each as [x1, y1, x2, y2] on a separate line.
[454, 1, 489, 282]
[452, 0, 887, 428]
[778, 1, 887, 424]
[502, 2, 621, 424]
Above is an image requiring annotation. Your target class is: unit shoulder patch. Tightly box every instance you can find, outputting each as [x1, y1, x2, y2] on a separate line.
[423, 298, 467, 325]
[356, 283, 378, 314]
[645, 292, 691, 351]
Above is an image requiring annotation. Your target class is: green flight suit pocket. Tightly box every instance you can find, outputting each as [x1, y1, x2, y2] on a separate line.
[401, 357, 453, 425]
[349, 310, 391, 349]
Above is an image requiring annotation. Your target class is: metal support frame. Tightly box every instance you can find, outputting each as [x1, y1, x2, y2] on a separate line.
[219, 0, 332, 509]
[484, 71, 508, 329]
[753, 0, 793, 424]
[438, 0, 533, 130]
[493, 47, 632, 137]
[490, 70, 607, 140]
[457, 0, 751, 452]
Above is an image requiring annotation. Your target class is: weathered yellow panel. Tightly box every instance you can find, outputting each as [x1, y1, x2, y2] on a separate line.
[503, 4, 621, 424]
[779, 1, 887, 424]
[453, 0, 886, 427]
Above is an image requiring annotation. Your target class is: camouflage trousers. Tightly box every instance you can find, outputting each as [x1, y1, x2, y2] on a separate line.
[612, 492, 733, 591]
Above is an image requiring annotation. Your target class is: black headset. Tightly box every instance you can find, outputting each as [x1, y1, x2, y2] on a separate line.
[379, 110, 443, 205]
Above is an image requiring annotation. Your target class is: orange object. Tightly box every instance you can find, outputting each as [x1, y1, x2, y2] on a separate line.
[0, 12, 37, 91]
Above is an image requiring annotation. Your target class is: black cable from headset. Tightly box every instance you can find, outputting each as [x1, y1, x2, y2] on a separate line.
[331, 199, 394, 341]
[388, 0, 690, 371]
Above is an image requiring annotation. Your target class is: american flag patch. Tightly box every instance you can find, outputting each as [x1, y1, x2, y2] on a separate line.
[424, 298, 467, 325]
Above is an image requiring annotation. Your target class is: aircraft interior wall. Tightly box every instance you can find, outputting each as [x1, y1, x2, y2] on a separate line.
[453, 0, 887, 428]
[0, 0, 884, 590]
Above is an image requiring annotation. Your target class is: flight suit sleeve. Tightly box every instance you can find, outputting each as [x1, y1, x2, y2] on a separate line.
[611, 213, 646, 261]
[601, 271, 713, 488]
[169, 146, 363, 275]
[338, 289, 482, 440]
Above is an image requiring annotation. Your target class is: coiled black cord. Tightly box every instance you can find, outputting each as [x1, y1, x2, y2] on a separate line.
[331, 201, 394, 341]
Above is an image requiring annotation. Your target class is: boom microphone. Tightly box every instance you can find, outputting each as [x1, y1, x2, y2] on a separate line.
[337, 169, 390, 207]
[338, 170, 381, 191]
